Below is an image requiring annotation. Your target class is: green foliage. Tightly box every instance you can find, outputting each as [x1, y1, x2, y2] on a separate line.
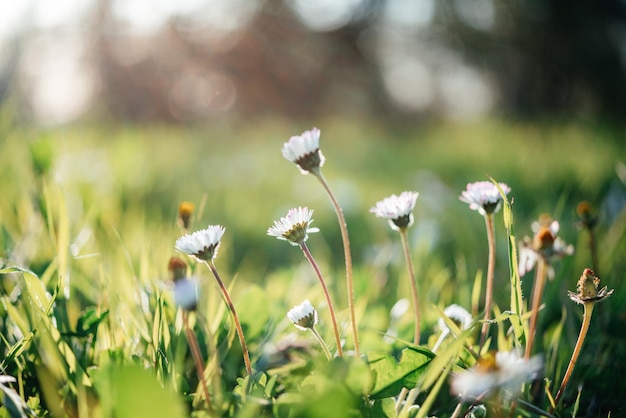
[368, 347, 434, 399]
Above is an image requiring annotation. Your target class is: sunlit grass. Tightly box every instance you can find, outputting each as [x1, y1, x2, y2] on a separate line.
[1, 116, 625, 416]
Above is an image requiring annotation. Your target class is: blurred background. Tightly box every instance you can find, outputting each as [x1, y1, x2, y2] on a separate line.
[1, 0, 626, 125]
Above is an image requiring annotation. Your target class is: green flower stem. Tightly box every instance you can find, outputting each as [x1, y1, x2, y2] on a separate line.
[431, 329, 450, 353]
[206, 261, 253, 376]
[310, 326, 333, 360]
[300, 242, 344, 357]
[551, 301, 595, 412]
[183, 311, 214, 414]
[398, 228, 421, 345]
[312, 167, 360, 356]
[394, 228, 421, 417]
[524, 257, 547, 360]
[479, 213, 496, 351]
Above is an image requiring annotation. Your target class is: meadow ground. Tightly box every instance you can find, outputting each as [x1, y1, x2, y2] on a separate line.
[1, 117, 625, 417]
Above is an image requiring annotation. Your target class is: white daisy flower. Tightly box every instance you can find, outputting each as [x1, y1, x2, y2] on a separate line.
[267, 207, 320, 246]
[451, 350, 543, 399]
[438, 304, 473, 333]
[370, 191, 419, 231]
[175, 225, 226, 262]
[282, 127, 325, 174]
[519, 217, 574, 277]
[287, 300, 319, 331]
[459, 181, 511, 216]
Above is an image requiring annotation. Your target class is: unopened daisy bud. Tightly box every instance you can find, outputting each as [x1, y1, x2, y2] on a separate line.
[568, 268, 614, 305]
[287, 300, 318, 331]
[174, 277, 199, 311]
[267, 207, 320, 246]
[178, 201, 195, 230]
[459, 181, 510, 216]
[175, 225, 225, 262]
[370, 191, 419, 231]
[282, 128, 325, 174]
[168, 256, 187, 281]
[576, 201, 598, 229]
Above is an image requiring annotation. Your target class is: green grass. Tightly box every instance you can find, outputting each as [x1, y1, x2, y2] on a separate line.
[1, 116, 625, 417]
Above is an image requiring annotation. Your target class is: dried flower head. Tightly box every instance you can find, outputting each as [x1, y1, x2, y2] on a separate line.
[370, 191, 419, 231]
[178, 201, 195, 230]
[438, 304, 472, 333]
[519, 216, 574, 277]
[175, 225, 226, 262]
[282, 128, 325, 174]
[568, 268, 614, 305]
[459, 181, 511, 216]
[267, 207, 320, 246]
[451, 350, 542, 399]
[287, 300, 319, 331]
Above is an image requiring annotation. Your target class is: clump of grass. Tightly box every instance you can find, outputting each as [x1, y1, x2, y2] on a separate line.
[1, 119, 624, 417]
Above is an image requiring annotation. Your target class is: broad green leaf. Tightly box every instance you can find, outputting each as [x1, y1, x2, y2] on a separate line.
[369, 398, 396, 418]
[368, 347, 435, 399]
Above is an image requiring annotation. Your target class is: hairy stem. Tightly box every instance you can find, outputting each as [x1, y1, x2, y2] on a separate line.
[300, 242, 344, 357]
[312, 168, 360, 356]
[399, 228, 421, 345]
[206, 261, 253, 376]
[479, 213, 496, 351]
[183, 311, 214, 413]
[551, 302, 595, 412]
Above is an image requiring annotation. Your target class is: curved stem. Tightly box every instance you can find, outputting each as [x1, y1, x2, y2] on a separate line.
[431, 329, 450, 353]
[399, 228, 420, 345]
[479, 213, 496, 351]
[183, 311, 214, 413]
[300, 242, 344, 357]
[312, 168, 360, 356]
[524, 258, 547, 360]
[310, 327, 333, 360]
[206, 261, 253, 376]
[551, 302, 594, 412]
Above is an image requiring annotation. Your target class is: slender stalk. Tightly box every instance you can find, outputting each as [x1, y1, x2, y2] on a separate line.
[312, 168, 360, 356]
[479, 213, 496, 351]
[431, 329, 450, 353]
[310, 327, 333, 360]
[183, 311, 214, 413]
[524, 257, 547, 360]
[395, 229, 421, 416]
[395, 388, 409, 415]
[551, 302, 595, 412]
[206, 261, 253, 376]
[300, 242, 344, 357]
[450, 401, 463, 418]
[398, 228, 421, 345]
